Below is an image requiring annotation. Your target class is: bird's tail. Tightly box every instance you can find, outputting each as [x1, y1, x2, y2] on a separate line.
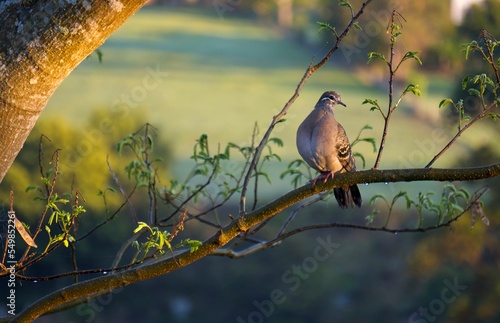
[334, 185, 362, 209]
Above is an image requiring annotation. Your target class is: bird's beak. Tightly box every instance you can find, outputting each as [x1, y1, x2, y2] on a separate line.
[339, 101, 347, 107]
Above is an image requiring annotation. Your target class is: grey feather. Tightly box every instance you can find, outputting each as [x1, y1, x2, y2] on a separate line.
[296, 91, 362, 208]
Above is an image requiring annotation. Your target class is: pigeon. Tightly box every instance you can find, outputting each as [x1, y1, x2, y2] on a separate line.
[296, 91, 362, 208]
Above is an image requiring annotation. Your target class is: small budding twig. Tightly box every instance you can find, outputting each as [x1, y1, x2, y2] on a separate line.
[373, 10, 406, 169]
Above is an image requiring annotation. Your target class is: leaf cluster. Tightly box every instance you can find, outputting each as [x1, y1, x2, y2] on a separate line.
[367, 184, 473, 230]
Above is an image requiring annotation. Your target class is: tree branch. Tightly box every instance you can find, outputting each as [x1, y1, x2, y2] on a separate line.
[11, 164, 500, 322]
[0, 0, 149, 182]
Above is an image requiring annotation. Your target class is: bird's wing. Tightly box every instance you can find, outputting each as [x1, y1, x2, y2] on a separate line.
[335, 124, 356, 172]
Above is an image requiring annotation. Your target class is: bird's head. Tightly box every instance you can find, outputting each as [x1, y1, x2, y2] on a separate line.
[317, 91, 346, 108]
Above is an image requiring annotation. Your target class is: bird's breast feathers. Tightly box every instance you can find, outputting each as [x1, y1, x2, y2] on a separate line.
[297, 109, 344, 172]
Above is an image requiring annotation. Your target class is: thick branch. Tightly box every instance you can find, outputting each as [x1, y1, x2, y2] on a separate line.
[12, 164, 500, 322]
[0, 0, 149, 182]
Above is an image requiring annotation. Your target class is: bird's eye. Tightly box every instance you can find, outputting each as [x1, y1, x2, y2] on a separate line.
[329, 96, 335, 100]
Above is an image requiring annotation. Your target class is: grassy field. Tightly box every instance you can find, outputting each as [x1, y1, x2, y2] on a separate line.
[42, 7, 490, 189]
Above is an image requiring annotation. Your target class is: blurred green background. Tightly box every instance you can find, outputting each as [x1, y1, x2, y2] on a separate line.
[2, 0, 500, 322]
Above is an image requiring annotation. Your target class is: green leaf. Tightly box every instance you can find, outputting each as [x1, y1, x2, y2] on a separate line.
[25, 185, 39, 193]
[255, 171, 272, 184]
[268, 137, 284, 147]
[462, 75, 471, 90]
[439, 98, 454, 109]
[134, 222, 151, 234]
[367, 52, 386, 64]
[404, 84, 422, 96]
[489, 113, 500, 120]
[353, 22, 361, 30]
[317, 22, 336, 34]
[132, 241, 140, 250]
[339, 0, 353, 10]
[280, 168, 301, 180]
[463, 43, 472, 60]
[369, 194, 388, 206]
[468, 88, 481, 97]
[362, 99, 381, 112]
[41, 177, 51, 186]
[461, 40, 477, 59]
[353, 152, 366, 169]
[158, 231, 165, 249]
[95, 49, 103, 63]
[362, 98, 378, 105]
[185, 239, 202, 253]
[402, 51, 422, 65]
[360, 137, 377, 152]
[391, 191, 408, 207]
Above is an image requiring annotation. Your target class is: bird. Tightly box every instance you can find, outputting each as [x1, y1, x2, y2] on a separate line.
[296, 91, 362, 209]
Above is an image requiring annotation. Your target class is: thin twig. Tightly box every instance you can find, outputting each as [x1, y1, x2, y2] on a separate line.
[77, 186, 137, 242]
[426, 101, 496, 168]
[38, 135, 51, 196]
[373, 9, 402, 169]
[112, 230, 144, 268]
[161, 158, 220, 224]
[277, 194, 326, 237]
[141, 124, 158, 224]
[107, 155, 138, 223]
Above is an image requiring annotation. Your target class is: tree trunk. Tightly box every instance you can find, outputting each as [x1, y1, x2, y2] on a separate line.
[0, 0, 148, 182]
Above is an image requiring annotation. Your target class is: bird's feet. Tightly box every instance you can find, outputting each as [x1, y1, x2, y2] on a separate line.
[310, 171, 334, 186]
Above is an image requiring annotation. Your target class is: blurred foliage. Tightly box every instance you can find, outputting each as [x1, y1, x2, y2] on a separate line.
[406, 142, 500, 323]
[1, 108, 172, 217]
[459, 0, 500, 41]
[156, 0, 500, 77]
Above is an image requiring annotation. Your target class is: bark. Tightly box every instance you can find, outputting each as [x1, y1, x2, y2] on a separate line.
[0, 0, 148, 182]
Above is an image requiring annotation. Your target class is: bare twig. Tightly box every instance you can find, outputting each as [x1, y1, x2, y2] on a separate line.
[112, 230, 144, 268]
[373, 10, 405, 169]
[139, 124, 158, 224]
[77, 185, 137, 242]
[277, 194, 326, 237]
[161, 158, 220, 224]
[38, 135, 51, 196]
[426, 101, 497, 168]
